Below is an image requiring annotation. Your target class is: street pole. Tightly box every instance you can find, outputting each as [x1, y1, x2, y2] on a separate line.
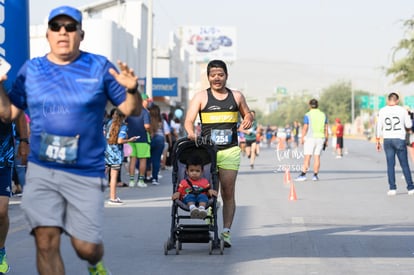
[146, 0, 153, 97]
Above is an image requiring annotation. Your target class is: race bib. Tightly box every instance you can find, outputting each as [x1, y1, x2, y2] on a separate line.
[210, 129, 232, 145]
[39, 133, 79, 164]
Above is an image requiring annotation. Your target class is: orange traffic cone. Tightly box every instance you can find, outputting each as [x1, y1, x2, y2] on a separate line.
[283, 168, 292, 184]
[289, 182, 297, 201]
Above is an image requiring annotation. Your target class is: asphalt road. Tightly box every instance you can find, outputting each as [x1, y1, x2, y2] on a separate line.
[6, 138, 414, 274]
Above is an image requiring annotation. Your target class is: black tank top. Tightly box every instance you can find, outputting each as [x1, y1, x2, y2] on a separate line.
[199, 88, 239, 150]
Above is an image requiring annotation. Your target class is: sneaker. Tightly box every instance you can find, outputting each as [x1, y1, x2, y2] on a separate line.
[128, 180, 135, 188]
[295, 175, 307, 182]
[408, 189, 414, 195]
[220, 232, 232, 248]
[151, 179, 160, 185]
[312, 175, 319, 181]
[190, 207, 200, 219]
[387, 189, 397, 196]
[108, 197, 124, 205]
[137, 180, 148, 188]
[0, 251, 10, 274]
[88, 261, 111, 275]
[198, 208, 208, 219]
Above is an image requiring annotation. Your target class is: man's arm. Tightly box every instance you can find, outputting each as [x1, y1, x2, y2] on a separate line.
[184, 91, 203, 140]
[15, 112, 29, 165]
[301, 123, 308, 144]
[233, 90, 253, 129]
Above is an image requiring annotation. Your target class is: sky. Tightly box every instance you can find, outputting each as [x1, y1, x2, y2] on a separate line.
[29, 0, 414, 106]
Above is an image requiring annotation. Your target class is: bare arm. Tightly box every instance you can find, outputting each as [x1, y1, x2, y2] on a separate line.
[15, 112, 29, 165]
[0, 77, 23, 122]
[184, 91, 204, 140]
[233, 90, 253, 129]
[301, 124, 308, 144]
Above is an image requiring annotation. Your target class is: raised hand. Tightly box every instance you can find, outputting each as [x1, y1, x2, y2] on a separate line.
[109, 61, 138, 90]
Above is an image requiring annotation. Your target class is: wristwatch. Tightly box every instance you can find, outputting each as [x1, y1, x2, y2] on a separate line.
[126, 87, 138, 94]
[20, 138, 29, 144]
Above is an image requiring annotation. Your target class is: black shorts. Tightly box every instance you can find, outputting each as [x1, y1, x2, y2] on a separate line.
[336, 137, 344, 149]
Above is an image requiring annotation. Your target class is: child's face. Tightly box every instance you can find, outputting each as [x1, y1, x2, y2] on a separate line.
[187, 164, 203, 180]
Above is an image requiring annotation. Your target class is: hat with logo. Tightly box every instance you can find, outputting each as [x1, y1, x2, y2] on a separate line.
[48, 6, 82, 24]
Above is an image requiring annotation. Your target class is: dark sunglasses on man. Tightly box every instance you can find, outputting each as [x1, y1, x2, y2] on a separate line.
[48, 22, 79, 32]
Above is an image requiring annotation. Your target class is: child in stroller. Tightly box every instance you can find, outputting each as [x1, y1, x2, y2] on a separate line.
[164, 138, 224, 255]
[171, 155, 218, 219]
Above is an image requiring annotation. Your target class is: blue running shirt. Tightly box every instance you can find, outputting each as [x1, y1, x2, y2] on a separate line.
[8, 52, 127, 177]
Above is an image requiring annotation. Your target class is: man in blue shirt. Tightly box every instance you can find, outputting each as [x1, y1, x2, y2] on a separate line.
[0, 5, 141, 275]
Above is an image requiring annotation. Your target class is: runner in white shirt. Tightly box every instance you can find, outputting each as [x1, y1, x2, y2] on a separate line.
[376, 91, 414, 196]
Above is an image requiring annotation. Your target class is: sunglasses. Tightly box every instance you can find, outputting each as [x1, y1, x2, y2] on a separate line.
[48, 22, 79, 32]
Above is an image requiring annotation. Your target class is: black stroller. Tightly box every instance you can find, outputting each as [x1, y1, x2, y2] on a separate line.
[164, 138, 224, 255]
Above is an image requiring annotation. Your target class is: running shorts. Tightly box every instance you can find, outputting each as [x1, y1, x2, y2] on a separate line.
[217, 146, 241, 170]
[22, 162, 107, 244]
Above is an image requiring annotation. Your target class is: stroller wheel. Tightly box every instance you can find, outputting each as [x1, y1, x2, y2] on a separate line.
[175, 240, 180, 255]
[208, 240, 213, 255]
[164, 241, 169, 255]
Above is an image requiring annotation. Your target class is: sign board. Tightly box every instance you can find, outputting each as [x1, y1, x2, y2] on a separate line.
[359, 95, 386, 110]
[142, 77, 178, 97]
[180, 26, 237, 63]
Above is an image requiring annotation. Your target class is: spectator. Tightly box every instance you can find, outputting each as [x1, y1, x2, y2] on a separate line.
[126, 94, 151, 188]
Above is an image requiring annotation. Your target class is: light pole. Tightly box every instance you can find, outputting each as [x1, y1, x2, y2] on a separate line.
[146, 0, 153, 97]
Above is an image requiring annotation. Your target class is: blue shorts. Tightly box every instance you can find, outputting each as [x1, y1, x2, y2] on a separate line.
[0, 167, 12, 197]
[183, 193, 208, 205]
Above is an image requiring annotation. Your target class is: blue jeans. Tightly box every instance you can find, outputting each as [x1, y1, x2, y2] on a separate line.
[383, 138, 414, 191]
[148, 134, 165, 180]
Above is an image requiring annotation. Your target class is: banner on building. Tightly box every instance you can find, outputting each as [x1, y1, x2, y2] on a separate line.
[142, 77, 178, 97]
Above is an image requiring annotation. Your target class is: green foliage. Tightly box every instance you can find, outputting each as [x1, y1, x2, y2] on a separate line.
[386, 18, 414, 84]
[262, 81, 370, 127]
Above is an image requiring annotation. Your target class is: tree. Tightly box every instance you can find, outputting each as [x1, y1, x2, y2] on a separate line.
[386, 18, 414, 84]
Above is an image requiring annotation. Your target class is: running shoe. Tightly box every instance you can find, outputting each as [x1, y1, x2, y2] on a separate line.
[88, 261, 111, 275]
[220, 232, 232, 248]
[190, 207, 200, 219]
[408, 189, 414, 195]
[312, 175, 319, 181]
[128, 180, 135, 188]
[108, 197, 124, 205]
[151, 179, 160, 185]
[0, 251, 9, 274]
[295, 175, 307, 182]
[387, 189, 397, 196]
[137, 180, 148, 188]
[198, 208, 208, 219]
